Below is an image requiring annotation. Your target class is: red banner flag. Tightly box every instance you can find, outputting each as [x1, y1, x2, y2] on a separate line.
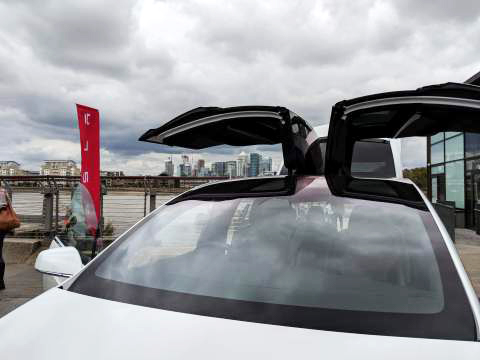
[76, 104, 101, 225]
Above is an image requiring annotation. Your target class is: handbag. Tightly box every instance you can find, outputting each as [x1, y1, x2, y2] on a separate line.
[0, 188, 20, 232]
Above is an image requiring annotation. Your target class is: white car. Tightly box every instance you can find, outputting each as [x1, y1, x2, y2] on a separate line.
[1, 83, 480, 359]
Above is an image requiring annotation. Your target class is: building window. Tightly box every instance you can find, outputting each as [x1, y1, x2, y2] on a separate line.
[431, 165, 444, 175]
[445, 132, 461, 139]
[446, 160, 465, 209]
[465, 133, 480, 159]
[431, 133, 444, 144]
[431, 142, 444, 164]
[432, 178, 438, 203]
[445, 134, 463, 162]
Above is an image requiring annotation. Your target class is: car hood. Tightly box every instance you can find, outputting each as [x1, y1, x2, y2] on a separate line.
[0, 288, 479, 360]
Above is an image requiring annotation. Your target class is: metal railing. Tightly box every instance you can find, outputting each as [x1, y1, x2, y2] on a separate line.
[1, 175, 228, 243]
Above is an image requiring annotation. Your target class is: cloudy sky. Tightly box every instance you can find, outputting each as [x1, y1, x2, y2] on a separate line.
[1, 0, 479, 174]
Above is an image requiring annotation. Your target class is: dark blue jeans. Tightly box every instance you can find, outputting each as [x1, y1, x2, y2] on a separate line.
[0, 231, 5, 287]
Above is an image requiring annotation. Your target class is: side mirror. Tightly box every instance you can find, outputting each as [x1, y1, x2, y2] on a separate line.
[35, 247, 83, 278]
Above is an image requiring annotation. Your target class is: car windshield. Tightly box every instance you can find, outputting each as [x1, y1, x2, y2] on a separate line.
[68, 177, 475, 341]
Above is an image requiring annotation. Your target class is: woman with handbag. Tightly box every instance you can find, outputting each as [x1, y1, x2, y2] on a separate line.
[0, 186, 21, 290]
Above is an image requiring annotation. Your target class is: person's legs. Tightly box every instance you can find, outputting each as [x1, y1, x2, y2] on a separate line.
[0, 231, 5, 289]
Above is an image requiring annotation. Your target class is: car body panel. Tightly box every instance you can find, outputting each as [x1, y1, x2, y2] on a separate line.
[325, 82, 480, 198]
[411, 180, 480, 339]
[0, 288, 479, 360]
[139, 106, 315, 172]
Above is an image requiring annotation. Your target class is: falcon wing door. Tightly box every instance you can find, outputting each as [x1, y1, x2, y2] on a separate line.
[139, 106, 315, 173]
[325, 82, 480, 207]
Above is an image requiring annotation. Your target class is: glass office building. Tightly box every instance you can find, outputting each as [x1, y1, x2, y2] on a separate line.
[428, 132, 480, 228]
[427, 71, 480, 229]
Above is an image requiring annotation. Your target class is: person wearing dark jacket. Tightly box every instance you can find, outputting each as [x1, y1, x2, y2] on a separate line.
[0, 186, 20, 290]
[0, 230, 5, 290]
[0, 187, 7, 289]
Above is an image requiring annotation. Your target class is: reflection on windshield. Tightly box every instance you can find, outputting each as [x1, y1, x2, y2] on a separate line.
[60, 184, 100, 263]
[93, 188, 443, 314]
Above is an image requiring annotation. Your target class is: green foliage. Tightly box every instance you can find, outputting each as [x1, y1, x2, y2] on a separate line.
[103, 220, 115, 236]
[403, 167, 427, 192]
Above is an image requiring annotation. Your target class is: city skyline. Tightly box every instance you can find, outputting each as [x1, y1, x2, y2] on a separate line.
[0, 149, 280, 177]
[169, 151, 275, 177]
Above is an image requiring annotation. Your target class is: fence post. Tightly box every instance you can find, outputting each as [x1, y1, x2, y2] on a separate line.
[42, 190, 54, 236]
[52, 178, 59, 236]
[149, 191, 157, 213]
[100, 182, 107, 237]
[143, 177, 148, 217]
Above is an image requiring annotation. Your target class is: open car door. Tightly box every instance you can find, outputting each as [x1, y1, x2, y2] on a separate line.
[325, 82, 480, 208]
[139, 106, 318, 174]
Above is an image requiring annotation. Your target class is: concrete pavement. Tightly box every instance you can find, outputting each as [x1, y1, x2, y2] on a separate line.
[455, 228, 480, 296]
[0, 264, 43, 318]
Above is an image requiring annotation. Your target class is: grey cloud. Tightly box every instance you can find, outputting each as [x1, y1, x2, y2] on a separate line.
[0, 0, 478, 174]
[1, 0, 139, 77]
[395, 0, 480, 22]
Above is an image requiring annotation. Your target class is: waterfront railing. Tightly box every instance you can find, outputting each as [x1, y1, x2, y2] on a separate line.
[0, 175, 228, 243]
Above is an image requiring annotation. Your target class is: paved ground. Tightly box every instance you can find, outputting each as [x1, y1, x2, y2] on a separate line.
[0, 229, 479, 319]
[455, 228, 480, 296]
[0, 264, 43, 318]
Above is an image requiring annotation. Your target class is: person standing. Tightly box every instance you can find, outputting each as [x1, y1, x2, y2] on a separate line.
[0, 186, 20, 290]
[0, 230, 5, 290]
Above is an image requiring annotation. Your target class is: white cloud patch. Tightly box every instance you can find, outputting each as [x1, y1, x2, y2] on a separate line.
[1, 0, 479, 173]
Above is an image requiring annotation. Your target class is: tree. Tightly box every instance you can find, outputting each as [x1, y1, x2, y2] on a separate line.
[402, 167, 427, 192]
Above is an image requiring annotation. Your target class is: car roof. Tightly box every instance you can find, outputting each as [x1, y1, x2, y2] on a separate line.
[167, 175, 424, 210]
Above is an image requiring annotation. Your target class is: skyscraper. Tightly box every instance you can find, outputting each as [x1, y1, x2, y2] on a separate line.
[178, 154, 192, 176]
[259, 157, 272, 175]
[212, 162, 226, 177]
[237, 151, 248, 177]
[196, 159, 205, 176]
[249, 153, 261, 177]
[225, 161, 237, 178]
[164, 158, 174, 176]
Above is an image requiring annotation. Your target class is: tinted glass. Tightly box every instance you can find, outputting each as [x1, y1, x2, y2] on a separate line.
[431, 165, 444, 175]
[351, 140, 396, 177]
[465, 132, 480, 159]
[431, 142, 444, 165]
[69, 178, 475, 340]
[445, 134, 464, 162]
[446, 160, 465, 209]
[445, 132, 462, 139]
[431, 133, 444, 144]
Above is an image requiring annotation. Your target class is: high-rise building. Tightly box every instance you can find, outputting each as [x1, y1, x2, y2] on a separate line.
[178, 155, 192, 176]
[178, 163, 192, 177]
[196, 159, 205, 177]
[237, 152, 248, 177]
[249, 153, 261, 177]
[164, 158, 174, 176]
[225, 161, 237, 178]
[212, 162, 225, 177]
[259, 157, 272, 175]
